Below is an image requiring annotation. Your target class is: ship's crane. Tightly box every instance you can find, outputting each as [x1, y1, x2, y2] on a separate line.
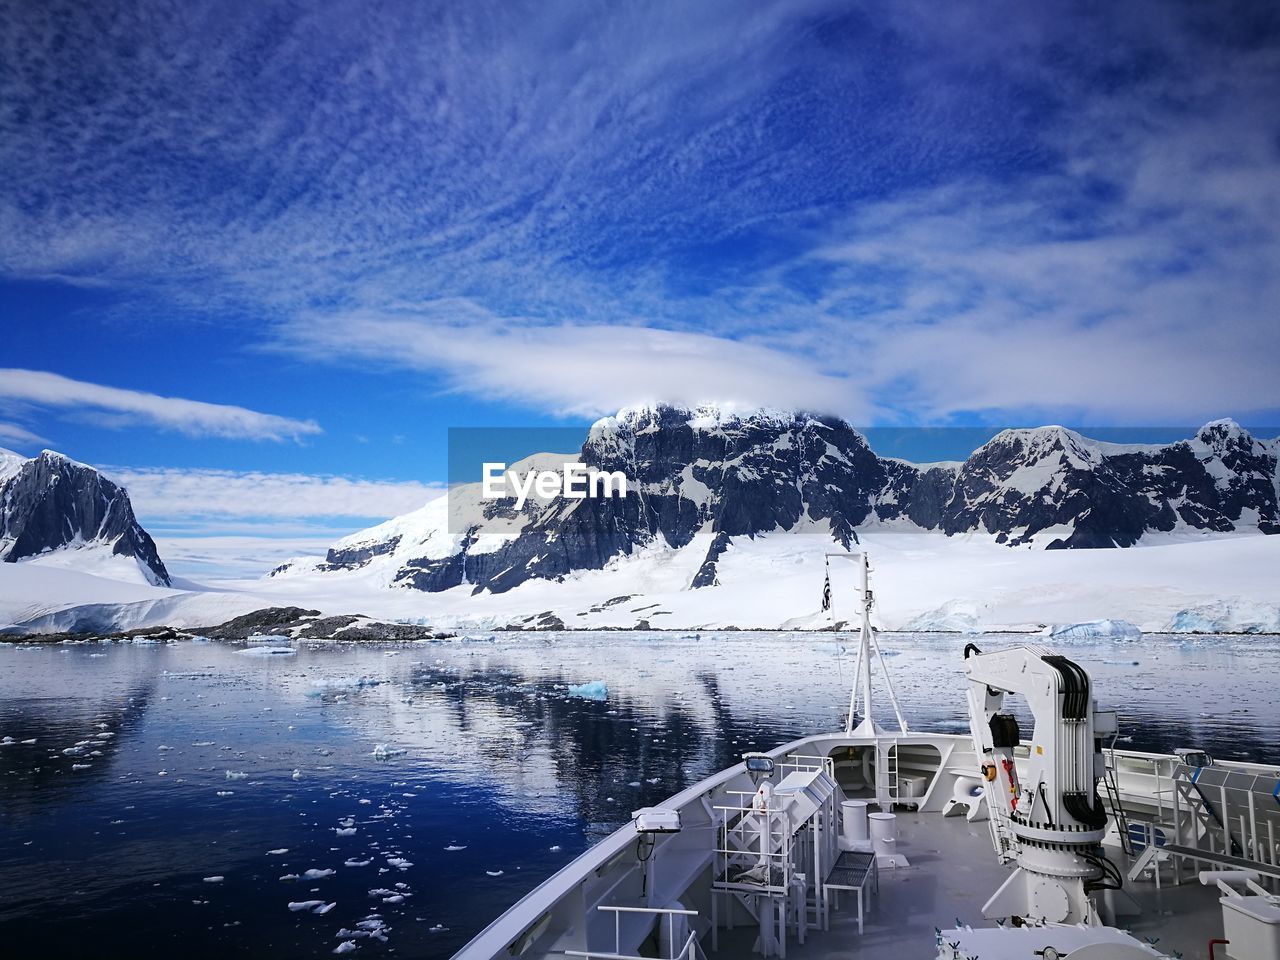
[963, 643, 1120, 926]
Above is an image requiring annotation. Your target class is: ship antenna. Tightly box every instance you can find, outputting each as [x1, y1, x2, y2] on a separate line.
[826, 551, 909, 736]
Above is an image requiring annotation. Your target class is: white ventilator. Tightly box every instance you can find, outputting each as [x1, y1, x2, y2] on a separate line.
[963, 643, 1120, 926]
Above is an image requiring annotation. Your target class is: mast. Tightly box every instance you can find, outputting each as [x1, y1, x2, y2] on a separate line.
[829, 552, 908, 736]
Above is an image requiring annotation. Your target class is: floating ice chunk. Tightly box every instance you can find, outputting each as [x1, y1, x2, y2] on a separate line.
[72, 763, 91, 770]
[344, 859, 372, 867]
[443, 845, 466, 852]
[225, 770, 249, 781]
[486, 870, 504, 877]
[354, 917, 390, 940]
[268, 848, 289, 855]
[309, 677, 384, 696]
[336, 827, 357, 836]
[246, 633, 292, 644]
[333, 943, 357, 955]
[314, 902, 337, 915]
[371, 744, 405, 759]
[386, 858, 412, 870]
[1043, 619, 1141, 641]
[216, 790, 234, 797]
[381, 895, 404, 904]
[289, 900, 325, 911]
[279, 874, 300, 881]
[292, 769, 302, 780]
[566, 680, 608, 701]
[237, 646, 296, 657]
[549, 846, 562, 852]
[303, 868, 335, 879]
[203, 876, 225, 883]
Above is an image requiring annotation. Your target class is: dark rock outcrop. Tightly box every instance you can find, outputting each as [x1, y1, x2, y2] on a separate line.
[0, 449, 170, 585]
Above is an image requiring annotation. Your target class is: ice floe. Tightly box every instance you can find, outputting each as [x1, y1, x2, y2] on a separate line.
[566, 680, 608, 701]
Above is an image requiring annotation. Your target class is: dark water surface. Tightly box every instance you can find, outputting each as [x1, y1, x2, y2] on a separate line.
[2, 632, 1278, 958]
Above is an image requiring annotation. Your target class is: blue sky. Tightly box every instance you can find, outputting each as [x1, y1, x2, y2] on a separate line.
[2, 0, 1279, 576]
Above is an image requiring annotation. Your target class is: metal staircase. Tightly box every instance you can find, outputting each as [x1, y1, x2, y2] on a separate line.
[1172, 769, 1242, 857]
[1101, 744, 1134, 856]
[879, 740, 900, 806]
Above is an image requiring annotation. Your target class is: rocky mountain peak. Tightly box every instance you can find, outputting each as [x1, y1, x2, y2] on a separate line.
[0, 447, 171, 586]
[289, 409, 1278, 596]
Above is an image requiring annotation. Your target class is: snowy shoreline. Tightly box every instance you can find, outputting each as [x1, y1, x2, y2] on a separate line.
[3, 532, 1278, 637]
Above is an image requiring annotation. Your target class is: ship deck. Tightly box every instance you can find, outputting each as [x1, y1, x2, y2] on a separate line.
[709, 808, 1227, 960]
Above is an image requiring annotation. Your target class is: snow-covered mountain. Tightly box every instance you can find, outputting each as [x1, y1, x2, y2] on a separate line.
[0, 448, 171, 586]
[274, 407, 1279, 596]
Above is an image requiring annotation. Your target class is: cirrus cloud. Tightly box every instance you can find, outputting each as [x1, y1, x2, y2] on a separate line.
[280, 307, 868, 419]
[110, 466, 441, 520]
[0, 369, 321, 442]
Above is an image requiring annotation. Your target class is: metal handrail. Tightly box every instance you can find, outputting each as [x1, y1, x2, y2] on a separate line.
[562, 908, 704, 960]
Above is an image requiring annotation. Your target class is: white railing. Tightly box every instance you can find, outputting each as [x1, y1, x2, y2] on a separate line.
[777, 754, 835, 780]
[561, 906, 706, 960]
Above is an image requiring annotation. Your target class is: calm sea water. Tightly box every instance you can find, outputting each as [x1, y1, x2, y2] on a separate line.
[2, 631, 1278, 959]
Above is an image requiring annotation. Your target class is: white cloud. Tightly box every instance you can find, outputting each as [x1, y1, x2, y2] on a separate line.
[110, 466, 441, 521]
[0, 369, 321, 442]
[281, 309, 866, 418]
[0, 420, 51, 447]
[107, 466, 444, 580]
[148, 534, 342, 581]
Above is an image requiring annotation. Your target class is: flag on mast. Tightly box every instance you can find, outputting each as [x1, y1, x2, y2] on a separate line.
[821, 567, 832, 611]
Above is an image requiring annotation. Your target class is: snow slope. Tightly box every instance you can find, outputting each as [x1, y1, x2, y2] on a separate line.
[5, 527, 1276, 635]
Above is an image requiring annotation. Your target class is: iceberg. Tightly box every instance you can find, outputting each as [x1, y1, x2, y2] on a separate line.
[1167, 600, 1280, 634]
[1043, 619, 1141, 640]
[566, 680, 608, 701]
